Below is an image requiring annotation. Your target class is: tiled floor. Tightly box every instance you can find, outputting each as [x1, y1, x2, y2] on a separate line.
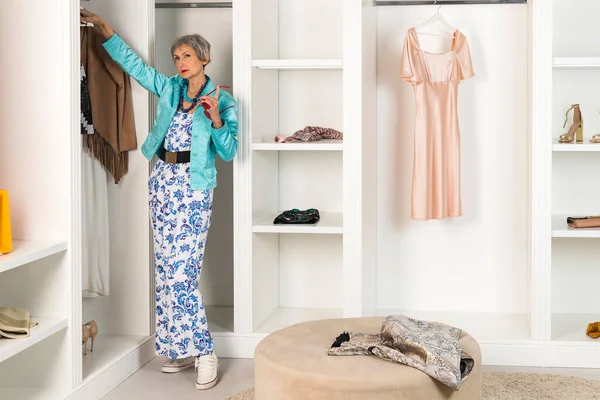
[102, 357, 600, 400]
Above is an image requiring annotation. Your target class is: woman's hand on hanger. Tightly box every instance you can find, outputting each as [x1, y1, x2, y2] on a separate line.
[201, 85, 223, 129]
[80, 8, 115, 40]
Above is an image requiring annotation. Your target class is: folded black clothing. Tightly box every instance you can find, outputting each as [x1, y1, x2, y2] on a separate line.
[273, 208, 320, 224]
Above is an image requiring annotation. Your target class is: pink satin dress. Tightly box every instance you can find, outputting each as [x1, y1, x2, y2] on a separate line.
[401, 28, 474, 221]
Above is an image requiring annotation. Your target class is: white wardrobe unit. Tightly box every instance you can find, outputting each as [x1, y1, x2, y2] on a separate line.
[3, 0, 600, 398]
[548, 0, 600, 362]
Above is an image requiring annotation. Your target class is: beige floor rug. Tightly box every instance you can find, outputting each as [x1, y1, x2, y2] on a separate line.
[225, 371, 600, 400]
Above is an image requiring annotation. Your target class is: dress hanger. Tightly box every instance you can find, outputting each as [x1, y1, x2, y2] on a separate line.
[414, 2, 455, 38]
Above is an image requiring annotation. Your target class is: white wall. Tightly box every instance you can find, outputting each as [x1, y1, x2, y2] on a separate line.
[155, 4, 235, 308]
[375, 5, 529, 314]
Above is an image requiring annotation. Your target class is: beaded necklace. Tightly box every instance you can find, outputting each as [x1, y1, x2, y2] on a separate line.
[178, 77, 209, 113]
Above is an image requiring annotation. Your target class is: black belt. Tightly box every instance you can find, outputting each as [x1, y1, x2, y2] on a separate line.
[157, 148, 191, 164]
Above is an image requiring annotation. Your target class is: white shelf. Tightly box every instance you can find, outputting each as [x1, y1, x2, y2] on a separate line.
[552, 215, 600, 238]
[253, 212, 343, 234]
[82, 334, 150, 382]
[0, 387, 66, 400]
[254, 307, 342, 334]
[205, 306, 234, 333]
[552, 138, 600, 151]
[0, 317, 68, 363]
[252, 139, 343, 151]
[552, 313, 600, 343]
[0, 240, 68, 275]
[252, 59, 343, 70]
[553, 57, 600, 69]
[376, 310, 531, 342]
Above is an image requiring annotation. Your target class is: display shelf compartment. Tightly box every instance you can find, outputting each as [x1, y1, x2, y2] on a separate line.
[0, 317, 68, 363]
[552, 215, 600, 238]
[376, 310, 530, 342]
[253, 307, 342, 334]
[553, 57, 600, 69]
[205, 306, 234, 333]
[552, 313, 600, 343]
[253, 212, 343, 234]
[553, 138, 600, 151]
[0, 240, 68, 275]
[252, 139, 343, 151]
[0, 387, 66, 400]
[252, 59, 343, 70]
[82, 334, 150, 382]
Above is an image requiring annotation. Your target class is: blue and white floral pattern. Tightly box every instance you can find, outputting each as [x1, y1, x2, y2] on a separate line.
[148, 111, 214, 360]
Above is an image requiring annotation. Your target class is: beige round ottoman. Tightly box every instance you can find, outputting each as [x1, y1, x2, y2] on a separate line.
[254, 317, 481, 400]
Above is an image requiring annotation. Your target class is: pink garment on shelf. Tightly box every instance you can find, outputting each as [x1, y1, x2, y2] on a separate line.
[401, 28, 474, 221]
[275, 126, 343, 143]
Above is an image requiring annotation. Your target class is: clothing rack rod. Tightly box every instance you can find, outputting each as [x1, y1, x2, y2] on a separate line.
[373, 0, 525, 5]
[155, 2, 232, 8]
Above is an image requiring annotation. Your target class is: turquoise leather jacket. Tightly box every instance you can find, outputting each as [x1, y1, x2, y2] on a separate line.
[102, 33, 238, 191]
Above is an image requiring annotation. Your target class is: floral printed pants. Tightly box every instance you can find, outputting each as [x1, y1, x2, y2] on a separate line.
[149, 159, 214, 360]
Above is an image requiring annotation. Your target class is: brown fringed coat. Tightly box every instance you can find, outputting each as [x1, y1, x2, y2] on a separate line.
[81, 27, 137, 183]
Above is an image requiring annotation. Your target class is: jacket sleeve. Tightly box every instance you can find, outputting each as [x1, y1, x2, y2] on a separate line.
[102, 33, 169, 97]
[211, 93, 239, 162]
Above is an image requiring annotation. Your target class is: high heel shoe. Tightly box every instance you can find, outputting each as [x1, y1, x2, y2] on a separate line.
[82, 320, 98, 354]
[559, 104, 583, 143]
[82, 324, 90, 355]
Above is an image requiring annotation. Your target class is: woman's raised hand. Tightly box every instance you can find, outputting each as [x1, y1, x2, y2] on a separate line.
[80, 8, 115, 40]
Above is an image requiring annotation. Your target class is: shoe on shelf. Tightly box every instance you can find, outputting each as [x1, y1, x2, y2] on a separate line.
[590, 134, 600, 143]
[587, 322, 600, 339]
[82, 320, 98, 355]
[559, 104, 583, 143]
[195, 353, 219, 390]
[161, 356, 196, 373]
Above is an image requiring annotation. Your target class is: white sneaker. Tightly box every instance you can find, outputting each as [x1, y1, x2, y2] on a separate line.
[195, 353, 219, 390]
[161, 357, 195, 373]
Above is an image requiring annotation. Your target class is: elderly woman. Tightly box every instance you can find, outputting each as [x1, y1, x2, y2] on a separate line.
[80, 9, 238, 390]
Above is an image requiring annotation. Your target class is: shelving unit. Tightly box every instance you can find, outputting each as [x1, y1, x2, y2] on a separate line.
[552, 138, 600, 151]
[553, 57, 600, 69]
[547, 0, 600, 359]
[0, 240, 67, 274]
[252, 59, 343, 69]
[0, 317, 69, 364]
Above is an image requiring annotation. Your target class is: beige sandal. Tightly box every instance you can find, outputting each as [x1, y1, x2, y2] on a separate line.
[590, 134, 600, 143]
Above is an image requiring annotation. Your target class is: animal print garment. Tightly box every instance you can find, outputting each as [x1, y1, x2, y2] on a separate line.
[328, 315, 474, 389]
[274, 126, 343, 143]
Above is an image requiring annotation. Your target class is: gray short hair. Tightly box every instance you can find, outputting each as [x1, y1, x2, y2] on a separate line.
[171, 34, 211, 64]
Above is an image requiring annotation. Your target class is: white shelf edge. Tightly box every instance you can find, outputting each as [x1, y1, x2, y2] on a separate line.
[0, 240, 68, 274]
[552, 215, 600, 238]
[251, 59, 343, 70]
[552, 138, 600, 152]
[553, 57, 600, 69]
[252, 139, 343, 151]
[0, 317, 68, 363]
[252, 211, 343, 234]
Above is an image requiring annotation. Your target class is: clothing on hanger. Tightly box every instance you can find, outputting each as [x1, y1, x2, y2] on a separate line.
[81, 146, 110, 297]
[80, 62, 94, 135]
[80, 26, 137, 184]
[400, 27, 474, 221]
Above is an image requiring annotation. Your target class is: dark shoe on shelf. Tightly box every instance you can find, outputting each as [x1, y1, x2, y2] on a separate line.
[273, 208, 320, 225]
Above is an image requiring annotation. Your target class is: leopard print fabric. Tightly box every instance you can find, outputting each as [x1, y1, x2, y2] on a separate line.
[328, 315, 474, 389]
[274, 126, 343, 143]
